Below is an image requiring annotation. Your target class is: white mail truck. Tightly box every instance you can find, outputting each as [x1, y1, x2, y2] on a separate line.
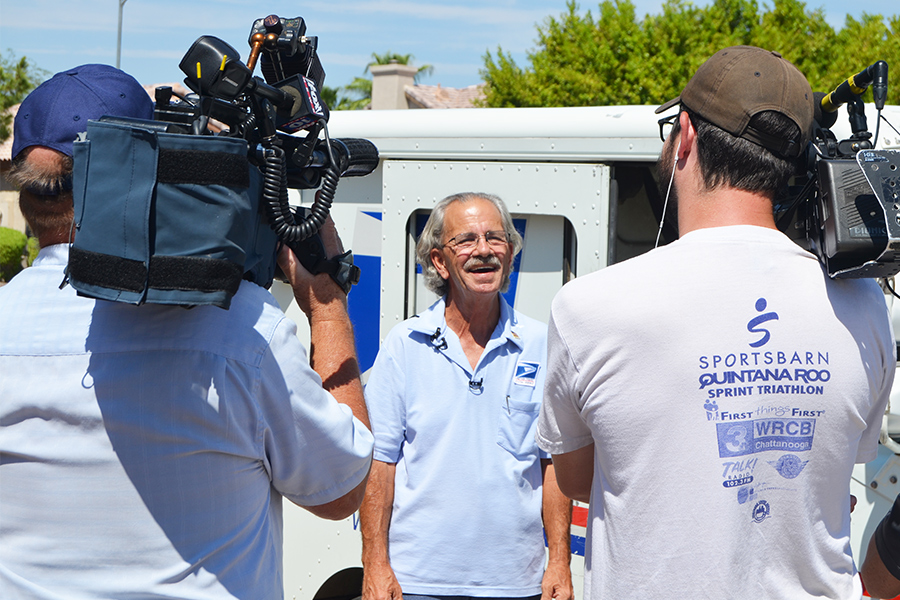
[270, 104, 900, 600]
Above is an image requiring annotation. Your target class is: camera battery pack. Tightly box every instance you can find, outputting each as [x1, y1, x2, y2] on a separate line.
[814, 151, 900, 278]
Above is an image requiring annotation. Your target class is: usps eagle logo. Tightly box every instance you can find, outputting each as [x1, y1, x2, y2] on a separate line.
[514, 361, 540, 387]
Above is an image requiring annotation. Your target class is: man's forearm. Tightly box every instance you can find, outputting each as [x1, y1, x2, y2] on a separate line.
[361, 460, 401, 599]
[541, 459, 572, 565]
[307, 296, 370, 430]
[540, 460, 574, 600]
[278, 225, 370, 430]
[299, 291, 372, 518]
[360, 460, 396, 565]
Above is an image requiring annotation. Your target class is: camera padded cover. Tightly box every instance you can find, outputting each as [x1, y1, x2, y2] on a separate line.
[70, 119, 277, 309]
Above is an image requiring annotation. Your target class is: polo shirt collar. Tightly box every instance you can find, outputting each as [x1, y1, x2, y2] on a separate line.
[409, 295, 525, 351]
[497, 295, 525, 351]
[33, 243, 69, 267]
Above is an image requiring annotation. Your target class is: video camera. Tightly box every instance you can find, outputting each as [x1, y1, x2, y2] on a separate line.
[69, 15, 378, 308]
[156, 15, 378, 286]
[778, 60, 900, 281]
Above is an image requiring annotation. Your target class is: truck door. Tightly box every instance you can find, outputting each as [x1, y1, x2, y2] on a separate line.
[380, 159, 612, 336]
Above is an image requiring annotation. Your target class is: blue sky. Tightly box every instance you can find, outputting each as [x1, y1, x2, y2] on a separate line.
[1, 0, 896, 92]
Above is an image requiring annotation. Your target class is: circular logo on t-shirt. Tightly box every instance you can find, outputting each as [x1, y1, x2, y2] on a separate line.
[770, 454, 808, 479]
[752, 500, 771, 523]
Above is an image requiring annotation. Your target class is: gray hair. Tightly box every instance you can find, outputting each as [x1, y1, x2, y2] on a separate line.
[415, 192, 523, 297]
[8, 149, 75, 242]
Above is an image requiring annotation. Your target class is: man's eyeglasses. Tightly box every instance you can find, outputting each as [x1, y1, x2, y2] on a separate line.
[442, 230, 510, 252]
[658, 114, 678, 142]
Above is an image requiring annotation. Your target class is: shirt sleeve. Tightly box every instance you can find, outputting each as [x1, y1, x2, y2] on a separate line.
[536, 307, 594, 455]
[856, 297, 897, 464]
[364, 329, 408, 464]
[259, 316, 374, 507]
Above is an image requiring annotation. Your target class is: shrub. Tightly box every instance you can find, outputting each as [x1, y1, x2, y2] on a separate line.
[26, 236, 39, 266]
[0, 226, 28, 282]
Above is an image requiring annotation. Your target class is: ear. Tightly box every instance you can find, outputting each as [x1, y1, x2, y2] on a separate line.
[677, 111, 695, 162]
[431, 247, 450, 280]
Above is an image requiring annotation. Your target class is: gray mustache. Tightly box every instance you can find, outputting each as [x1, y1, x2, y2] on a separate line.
[464, 255, 502, 271]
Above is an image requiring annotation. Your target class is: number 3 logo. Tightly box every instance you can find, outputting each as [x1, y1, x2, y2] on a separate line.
[726, 424, 749, 453]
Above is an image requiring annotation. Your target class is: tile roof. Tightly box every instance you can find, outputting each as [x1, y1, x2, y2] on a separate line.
[405, 84, 485, 109]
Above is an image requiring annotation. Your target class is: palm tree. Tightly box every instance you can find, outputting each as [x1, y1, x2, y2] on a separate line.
[366, 51, 433, 81]
[331, 51, 433, 110]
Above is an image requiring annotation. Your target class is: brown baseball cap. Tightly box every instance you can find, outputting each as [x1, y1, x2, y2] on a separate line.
[655, 46, 813, 158]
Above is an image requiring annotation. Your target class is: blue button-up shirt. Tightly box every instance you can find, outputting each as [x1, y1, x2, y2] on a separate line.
[0, 244, 373, 599]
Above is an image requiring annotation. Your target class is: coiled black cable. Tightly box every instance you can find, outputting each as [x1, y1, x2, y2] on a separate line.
[259, 120, 340, 243]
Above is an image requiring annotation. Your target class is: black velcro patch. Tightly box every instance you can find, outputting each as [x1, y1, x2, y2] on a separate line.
[148, 255, 242, 295]
[157, 149, 250, 188]
[69, 247, 146, 292]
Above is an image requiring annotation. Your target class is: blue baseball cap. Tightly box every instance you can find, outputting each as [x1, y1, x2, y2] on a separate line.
[12, 64, 153, 160]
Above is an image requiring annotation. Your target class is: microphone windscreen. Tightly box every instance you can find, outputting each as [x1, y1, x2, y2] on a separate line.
[813, 91, 838, 129]
[281, 85, 306, 116]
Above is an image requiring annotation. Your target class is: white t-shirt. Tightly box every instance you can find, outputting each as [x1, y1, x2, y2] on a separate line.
[537, 226, 895, 599]
[0, 245, 374, 600]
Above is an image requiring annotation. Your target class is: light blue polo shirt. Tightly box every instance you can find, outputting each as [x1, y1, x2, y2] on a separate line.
[365, 296, 548, 597]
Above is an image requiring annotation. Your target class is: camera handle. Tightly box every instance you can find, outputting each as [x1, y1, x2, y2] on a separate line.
[276, 207, 361, 294]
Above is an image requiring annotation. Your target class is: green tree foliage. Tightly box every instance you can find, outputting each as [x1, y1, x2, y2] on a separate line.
[0, 226, 27, 282]
[332, 51, 434, 111]
[1, 50, 47, 143]
[321, 85, 339, 109]
[481, 0, 900, 107]
[335, 76, 375, 111]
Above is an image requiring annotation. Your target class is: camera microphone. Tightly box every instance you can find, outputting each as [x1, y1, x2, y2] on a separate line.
[820, 61, 889, 116]
[813, 91, 838, 129]
[273, 75, 329, 133]
[430, 328, 448, 351]
[872, 61, 888, 110]
[246, 77, 293, 111]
